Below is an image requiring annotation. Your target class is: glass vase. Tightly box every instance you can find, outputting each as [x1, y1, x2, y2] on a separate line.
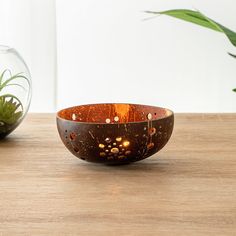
[0, 45, 32, 139]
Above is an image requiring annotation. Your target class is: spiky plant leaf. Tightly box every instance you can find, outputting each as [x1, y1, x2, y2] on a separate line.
[0, 95, 23, 125]
[0, 69, 28, 136]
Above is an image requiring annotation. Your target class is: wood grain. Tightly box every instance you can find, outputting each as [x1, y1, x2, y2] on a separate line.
[0, 113, 236, 236]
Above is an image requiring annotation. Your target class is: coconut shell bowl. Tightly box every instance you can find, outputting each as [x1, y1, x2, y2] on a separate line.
[57, 103, 174, 165]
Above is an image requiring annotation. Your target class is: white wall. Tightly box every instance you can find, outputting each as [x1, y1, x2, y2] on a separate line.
[1, 0, 235, 112]
[0, 0, 57, 112]
[56, 0, 236, 112]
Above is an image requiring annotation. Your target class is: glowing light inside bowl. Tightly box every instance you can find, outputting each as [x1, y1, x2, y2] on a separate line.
[123, 141, 130, 147]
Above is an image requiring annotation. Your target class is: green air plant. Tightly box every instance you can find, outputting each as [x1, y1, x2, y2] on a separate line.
[0, 69, 29, 136]
[145, 9, 236, 92]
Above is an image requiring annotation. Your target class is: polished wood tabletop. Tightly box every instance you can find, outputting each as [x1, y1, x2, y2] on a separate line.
[0, 114, 236, 236]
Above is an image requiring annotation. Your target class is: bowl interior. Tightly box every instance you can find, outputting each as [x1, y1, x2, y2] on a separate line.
[57, 103, 172, 124]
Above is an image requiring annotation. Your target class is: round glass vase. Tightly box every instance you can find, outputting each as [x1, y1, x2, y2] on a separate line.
[0, 46, 32, 139]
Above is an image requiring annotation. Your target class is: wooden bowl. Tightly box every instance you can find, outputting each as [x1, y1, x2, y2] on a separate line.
[57, 103, 174, 165]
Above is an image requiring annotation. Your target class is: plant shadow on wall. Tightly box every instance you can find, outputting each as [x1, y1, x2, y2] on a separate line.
[145, 9, 236, 92]
[0, 70, 30, 138]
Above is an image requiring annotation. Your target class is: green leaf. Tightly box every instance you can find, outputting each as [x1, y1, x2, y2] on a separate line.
[146, 9, 236, 47]
[228, 52, 236, 58]
[0, 69, 28, 130]
[1, 94, 23, 111]
[0, 73, 30, 91]
[233, 88, 236, 92]
[0, 95, 23, 125]
[0, 69, 11, 87]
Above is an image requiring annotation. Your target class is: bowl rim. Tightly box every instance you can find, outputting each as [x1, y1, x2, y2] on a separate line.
[56, 103, 174, 125]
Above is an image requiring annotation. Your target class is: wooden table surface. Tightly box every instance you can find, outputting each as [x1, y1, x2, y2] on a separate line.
[0, 114, 236, 236]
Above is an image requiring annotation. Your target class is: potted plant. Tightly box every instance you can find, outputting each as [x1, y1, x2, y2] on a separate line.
[0, 46, 31, 139]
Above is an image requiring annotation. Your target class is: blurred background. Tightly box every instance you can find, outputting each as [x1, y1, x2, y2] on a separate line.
[0, 0, 235, 112]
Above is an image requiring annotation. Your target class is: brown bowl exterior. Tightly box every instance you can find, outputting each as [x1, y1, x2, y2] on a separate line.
[57, 104, 174, 165]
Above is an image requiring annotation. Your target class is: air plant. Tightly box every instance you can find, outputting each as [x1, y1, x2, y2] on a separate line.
[145, 9, 236, 92]
[0, 69, 29, 134]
